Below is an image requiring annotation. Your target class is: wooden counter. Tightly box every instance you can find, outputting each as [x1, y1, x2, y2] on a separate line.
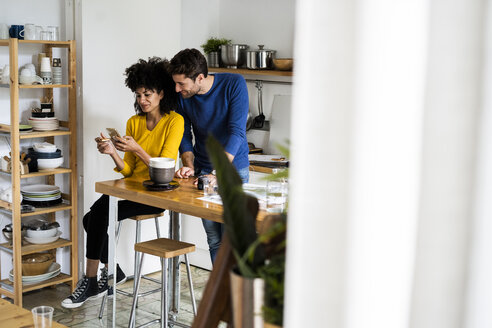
[0, 298, 67, 328]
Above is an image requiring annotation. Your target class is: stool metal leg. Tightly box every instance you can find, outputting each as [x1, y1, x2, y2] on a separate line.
[161, 257, 168, 328]
[129, 253, 145, 328]
[154, 217, 161, 238]
[98, 221, 123, 319]
[184, 254, 197, 316]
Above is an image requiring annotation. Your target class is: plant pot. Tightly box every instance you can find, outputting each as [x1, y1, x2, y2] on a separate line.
[207, 51, 220, 68]
[230, 268, 265, 328]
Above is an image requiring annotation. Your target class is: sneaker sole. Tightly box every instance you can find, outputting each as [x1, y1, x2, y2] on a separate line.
[61, 291, 106, 309]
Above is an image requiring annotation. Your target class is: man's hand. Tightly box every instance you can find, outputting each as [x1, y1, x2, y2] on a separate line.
[175, 166, 195, 178]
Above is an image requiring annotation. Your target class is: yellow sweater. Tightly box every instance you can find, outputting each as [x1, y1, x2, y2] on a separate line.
[115, 111, 184, 180]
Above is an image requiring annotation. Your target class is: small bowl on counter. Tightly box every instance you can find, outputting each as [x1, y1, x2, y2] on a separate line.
[273, 58, 294, 71]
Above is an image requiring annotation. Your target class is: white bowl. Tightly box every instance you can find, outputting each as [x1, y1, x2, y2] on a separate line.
[33, 142, 57, 153]
[26, 227, 58, 238]
[37, 157, 63, 170]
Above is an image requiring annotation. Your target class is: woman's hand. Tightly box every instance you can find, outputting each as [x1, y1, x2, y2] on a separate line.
[113, 136, 141, 153]
[95, 133, 116, 155]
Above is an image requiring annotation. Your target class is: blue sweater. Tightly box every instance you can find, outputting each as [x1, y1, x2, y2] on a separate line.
[177, 73, 250, 172]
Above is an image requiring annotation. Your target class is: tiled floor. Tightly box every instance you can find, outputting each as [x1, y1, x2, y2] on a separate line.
[17, 264, 225, 327]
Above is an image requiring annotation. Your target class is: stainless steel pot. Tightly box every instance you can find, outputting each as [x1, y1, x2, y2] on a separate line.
[246, 45, 276, 70]
[221, 44, 249, 68]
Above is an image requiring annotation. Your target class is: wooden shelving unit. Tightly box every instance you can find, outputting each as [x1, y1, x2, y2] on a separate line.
[0, 38, 78, 306]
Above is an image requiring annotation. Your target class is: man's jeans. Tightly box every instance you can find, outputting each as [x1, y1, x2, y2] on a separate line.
[200, 166, 249, 263]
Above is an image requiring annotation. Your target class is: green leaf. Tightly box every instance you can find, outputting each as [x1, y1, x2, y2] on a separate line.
[206, 135, 265, 277]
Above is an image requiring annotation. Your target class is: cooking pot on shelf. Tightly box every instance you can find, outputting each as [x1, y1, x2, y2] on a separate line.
[221, 44, 249, 68]
[246, 45, 276, 70]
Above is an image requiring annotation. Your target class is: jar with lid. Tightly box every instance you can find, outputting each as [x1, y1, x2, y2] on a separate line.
[246, 45, 276, 70]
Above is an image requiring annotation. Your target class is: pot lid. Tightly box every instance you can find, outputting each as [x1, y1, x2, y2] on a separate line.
[247, 45, 276, 53]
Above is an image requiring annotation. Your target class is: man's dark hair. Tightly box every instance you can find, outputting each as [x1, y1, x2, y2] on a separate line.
[125, 57, 177, 115]
[169, 48, 208, 80]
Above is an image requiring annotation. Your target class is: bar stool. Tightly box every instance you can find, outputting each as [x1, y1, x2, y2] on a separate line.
[128, 238, 197, 328]
[98, 213, 164, 319]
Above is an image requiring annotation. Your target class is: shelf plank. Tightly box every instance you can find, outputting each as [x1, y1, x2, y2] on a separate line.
[19, 84, 71, 89]
[0, 273, 72, 293]
[20, 129, 71, 139]
[209, 67, 292, 77]
[21, 202, 72, 217]
[0, 168, 72, 178]
[0, 238, 72, 255]
[19, 40, 72, 48]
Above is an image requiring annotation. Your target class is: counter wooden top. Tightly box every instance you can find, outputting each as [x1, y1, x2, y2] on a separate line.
[95, 178, 268, 224]
[0, 298, 67, 328]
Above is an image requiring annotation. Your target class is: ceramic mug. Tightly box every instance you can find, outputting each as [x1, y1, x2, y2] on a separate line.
[9, 25, 24, 39]
[0, 23, 8, 39]
[24, 23, 36, 40]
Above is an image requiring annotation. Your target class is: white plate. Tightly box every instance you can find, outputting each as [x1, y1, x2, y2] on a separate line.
[21, 184, 60, 195]
[24, 231, 62, 244]
[23, 194, 61, 201]
[22, 192, 61, 198]
[9, 263, 61, 284]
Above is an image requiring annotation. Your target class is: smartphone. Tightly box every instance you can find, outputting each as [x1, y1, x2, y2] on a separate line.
[106, 128, 121, 140]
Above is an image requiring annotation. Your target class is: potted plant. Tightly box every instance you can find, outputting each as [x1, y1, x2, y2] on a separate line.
[206, 136, 288, 328]
[201, 37, 231, 68]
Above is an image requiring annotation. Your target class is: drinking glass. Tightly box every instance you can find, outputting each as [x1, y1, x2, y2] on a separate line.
[266, 180, 288, 213]
[47, 26, 59, 41]
[32, 305, 54, 328]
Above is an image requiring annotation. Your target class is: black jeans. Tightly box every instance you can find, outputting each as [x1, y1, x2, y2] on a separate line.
[83, 194, 164, 264]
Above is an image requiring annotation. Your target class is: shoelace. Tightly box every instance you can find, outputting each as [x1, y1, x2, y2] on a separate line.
[71, 277, 89, 299]
[98, 268, 108, 291]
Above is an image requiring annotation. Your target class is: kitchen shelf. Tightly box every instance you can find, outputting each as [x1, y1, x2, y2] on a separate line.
[0, 38, 78, 306]
[209, 67, 293, 84]
[0, 238, 72, 255]
[0, 125, 71, 137]
[0, 273, 72, 294]
[0, 168, 72, 178]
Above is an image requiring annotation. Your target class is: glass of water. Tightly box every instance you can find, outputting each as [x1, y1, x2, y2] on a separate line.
[266, 180, 288, 213]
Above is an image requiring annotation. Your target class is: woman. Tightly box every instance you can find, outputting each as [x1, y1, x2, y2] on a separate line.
[62, 57, 184, 309]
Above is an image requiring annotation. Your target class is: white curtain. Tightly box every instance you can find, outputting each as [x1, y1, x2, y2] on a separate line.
[285, 0, 491, 327]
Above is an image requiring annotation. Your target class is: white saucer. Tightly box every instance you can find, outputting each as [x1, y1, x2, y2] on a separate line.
[21, 184, 60, 195]
[24, 231, 62, 244]
[9, 263, 61, 285]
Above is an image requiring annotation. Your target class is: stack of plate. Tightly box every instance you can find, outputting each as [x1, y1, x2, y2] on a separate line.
[27, 117, 59, 131]
[21, 184, 62, 207]
[8, 263, 61, 285]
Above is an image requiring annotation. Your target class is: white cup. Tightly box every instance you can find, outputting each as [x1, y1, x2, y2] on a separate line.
[40, 57, 51, 72]
[24, 23, 36, 40]
[47, 26, 59, 41]
[31, 306, 54, 328]
[35, 25, 43, 40]
[149, 157, 175, 169]
[0, 23, 8, 39]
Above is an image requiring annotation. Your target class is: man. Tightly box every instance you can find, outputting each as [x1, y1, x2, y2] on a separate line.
[169, 48, 250, 263]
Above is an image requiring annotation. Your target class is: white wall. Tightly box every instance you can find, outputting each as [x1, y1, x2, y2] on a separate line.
[77, 0, 181, 276]
[179, 0, 296, 269]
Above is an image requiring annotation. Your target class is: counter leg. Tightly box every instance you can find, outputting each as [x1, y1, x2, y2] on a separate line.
[106, 196, 118, 328]
[168, 210, 181, 319]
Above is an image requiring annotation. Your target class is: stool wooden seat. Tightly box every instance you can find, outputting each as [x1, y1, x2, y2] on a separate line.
[99, 212, 164, 320]
[129, 238, 197, 328]
[135, 238, 195, 258]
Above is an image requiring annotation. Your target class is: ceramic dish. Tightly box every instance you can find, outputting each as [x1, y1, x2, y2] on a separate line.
[24, 231, 62, 244]
[19, 124, 33, 132]
[22, 198, 62, 207]
[33, 142, 57, 153]
[9, 263, 61, 285]
[28, 148, 62, 159]
[37, 157, 64, 170]
[22, 191, 61, 199]
[23, 194, 61, 202]
[21, 184, 60, 195]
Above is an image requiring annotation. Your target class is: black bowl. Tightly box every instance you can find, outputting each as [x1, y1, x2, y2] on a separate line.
[31, 112, 55, 118]
[28, 148, 62, 159]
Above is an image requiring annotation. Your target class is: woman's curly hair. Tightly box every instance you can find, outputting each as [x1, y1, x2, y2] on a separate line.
[125, 57, 177, 116]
